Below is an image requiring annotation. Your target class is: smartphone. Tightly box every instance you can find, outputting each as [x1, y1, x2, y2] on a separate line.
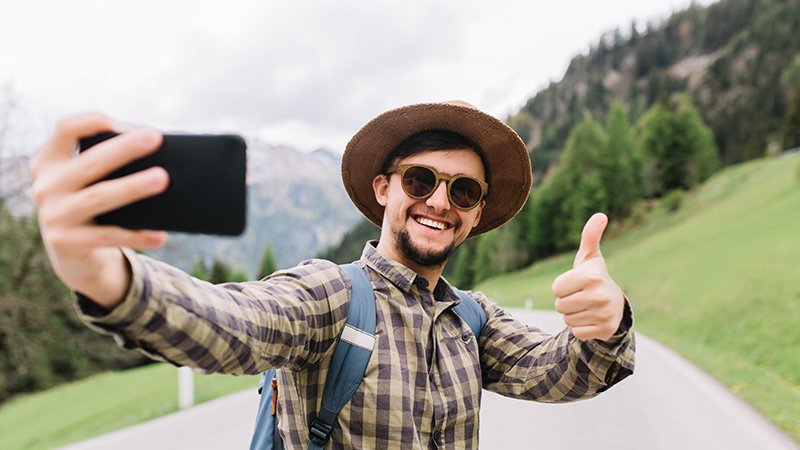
[78, 131, 247, 236]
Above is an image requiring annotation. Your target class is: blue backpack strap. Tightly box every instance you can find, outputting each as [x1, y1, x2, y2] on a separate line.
[307, 263, 376, 450]
[250, 263, 375, 450]
[452, 289, 486, 338]
[250, 368, 283, 450]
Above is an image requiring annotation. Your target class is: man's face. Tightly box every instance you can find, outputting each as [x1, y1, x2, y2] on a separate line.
[373, 149, 485, 271]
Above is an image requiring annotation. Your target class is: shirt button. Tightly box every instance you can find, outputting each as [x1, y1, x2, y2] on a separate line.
[429, 372, 435, 382]
[416, 277, 429, 287]
[461, 333, 471, 342]
[433, 431, 442, 442]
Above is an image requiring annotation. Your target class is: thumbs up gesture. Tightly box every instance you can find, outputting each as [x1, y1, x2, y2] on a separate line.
[551, 213, 625, 341]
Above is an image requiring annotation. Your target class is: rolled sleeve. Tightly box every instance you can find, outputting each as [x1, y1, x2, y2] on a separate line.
[477, 293, 635, 403]
[74, 248, 351, 375]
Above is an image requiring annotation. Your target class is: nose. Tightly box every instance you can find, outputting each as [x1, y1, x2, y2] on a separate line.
[425, 180, 450, 212]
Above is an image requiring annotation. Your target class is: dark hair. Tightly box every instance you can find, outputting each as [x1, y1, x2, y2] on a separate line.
[382, 130, 486, 177]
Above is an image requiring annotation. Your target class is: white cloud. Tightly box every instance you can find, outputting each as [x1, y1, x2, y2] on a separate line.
[1, 0, 716, 153]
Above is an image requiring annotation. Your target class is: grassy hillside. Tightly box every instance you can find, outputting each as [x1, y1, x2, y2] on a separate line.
[0, 363, 259, 450]
[477, 154, 800, 441]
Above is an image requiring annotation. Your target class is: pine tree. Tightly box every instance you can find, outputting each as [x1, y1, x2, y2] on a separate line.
[560, 118, 609, 248]
[526, 118, 609, 256]
[189, 259, 209, 281]
[258, 243, 278, 280]
[210, 259, 229, 284]
[674, 95, 719, 186]
[637, 95, 719, 196]
[449, 239, 477, 288]
[602, 101, 637, 218]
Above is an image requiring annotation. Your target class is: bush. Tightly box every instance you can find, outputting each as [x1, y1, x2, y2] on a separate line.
[662, 189, 686, 212]
[626, 201, 648, 227]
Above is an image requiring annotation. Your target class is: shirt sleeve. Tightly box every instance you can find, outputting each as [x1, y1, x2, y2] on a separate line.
[74, 248, 351, 375]
[476, 292, 635, 403]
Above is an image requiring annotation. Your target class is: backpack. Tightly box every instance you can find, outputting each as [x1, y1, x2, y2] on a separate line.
[249, 263, 486, 450]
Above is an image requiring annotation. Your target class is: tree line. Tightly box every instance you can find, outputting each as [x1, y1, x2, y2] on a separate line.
[448, 95, 720, 288]
[0, 207, 152, 404]
[189, 242, 279, 283]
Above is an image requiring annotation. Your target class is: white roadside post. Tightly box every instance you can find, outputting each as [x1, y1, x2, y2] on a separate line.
[178, 366, 194, 409]
[525, 297, 533, 310]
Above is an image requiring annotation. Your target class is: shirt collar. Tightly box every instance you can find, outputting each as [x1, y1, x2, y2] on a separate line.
[360, 241, 461, 304]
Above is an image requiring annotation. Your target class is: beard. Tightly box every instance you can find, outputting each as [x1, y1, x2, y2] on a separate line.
[396, 227, 457, 268]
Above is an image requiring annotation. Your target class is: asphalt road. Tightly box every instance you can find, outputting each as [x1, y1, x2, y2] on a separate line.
[57, 309, 799, 450]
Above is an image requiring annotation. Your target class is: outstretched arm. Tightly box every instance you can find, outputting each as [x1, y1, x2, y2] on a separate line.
[481, 213, 634, 402]
[29, 114, 169, 308]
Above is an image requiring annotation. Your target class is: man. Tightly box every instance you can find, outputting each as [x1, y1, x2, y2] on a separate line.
[29, 101, 634, 449]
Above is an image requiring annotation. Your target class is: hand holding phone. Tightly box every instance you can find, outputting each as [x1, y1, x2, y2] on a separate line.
[79, 131, 247, 236]
[30, 115, 174, 307]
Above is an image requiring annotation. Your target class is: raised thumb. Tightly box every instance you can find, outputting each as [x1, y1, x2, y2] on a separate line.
[574, 212, 608, 268]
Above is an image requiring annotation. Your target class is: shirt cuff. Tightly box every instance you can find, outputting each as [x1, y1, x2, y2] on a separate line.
[611, 297, 634, 339]
[73, 247, 150, 327]
[581, 297, 634, 350]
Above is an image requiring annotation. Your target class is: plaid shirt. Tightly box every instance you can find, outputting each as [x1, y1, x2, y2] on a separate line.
[77, 242, 635, 449]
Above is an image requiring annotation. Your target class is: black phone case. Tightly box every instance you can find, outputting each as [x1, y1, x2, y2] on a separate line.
[79, 132, 247, 236]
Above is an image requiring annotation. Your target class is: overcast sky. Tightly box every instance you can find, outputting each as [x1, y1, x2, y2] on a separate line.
[1, 0, 717, 154]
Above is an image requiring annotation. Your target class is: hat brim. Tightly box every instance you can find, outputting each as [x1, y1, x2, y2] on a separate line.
[342, 102, 532, 238]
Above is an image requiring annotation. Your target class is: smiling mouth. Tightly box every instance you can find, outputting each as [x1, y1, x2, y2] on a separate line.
[414, 216, 450, 231]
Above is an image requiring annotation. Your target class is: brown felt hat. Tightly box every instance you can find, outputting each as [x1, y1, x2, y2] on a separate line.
[341, 101, 532, 238]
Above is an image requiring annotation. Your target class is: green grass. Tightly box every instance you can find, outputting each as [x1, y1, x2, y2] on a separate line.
[477, 155, 800, 441]
[0, 363, 260, 450]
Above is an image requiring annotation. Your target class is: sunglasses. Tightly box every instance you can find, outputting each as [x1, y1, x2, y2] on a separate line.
[386, 164, 488, 211]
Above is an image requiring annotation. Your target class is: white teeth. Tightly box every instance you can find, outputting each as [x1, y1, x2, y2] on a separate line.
[416, 217, 448, 230]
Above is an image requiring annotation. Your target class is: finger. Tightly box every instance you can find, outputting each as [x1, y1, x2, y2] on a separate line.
[29, 113, 120, 178]
[45, 226, 167, 265]
[569, 325, 607, 341]
[67, 128, 163, 191]
[560, 298, 618, 324]
[31, 129, 165, 210]
[52, 166, 170, 225]
[562, 310, 596, 329]
[554, 293, 591, 315]
[574, 212, 608, 269]
[551, 263, 604, 298]
[65, 225, 169, 250]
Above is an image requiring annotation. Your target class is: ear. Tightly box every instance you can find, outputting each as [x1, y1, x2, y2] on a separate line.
[373, 174, 389, 207]
[471, 200, 485, 229]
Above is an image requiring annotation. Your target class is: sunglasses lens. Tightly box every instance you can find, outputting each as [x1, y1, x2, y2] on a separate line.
[402, 166, 437, 198]
[450, 177, 482, 209]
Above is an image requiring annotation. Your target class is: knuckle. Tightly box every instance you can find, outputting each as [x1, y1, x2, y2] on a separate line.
[81, 186, 108, 212]
[598, 308, 614, 323]
[31, 176, 62, 206]
[586, 271, 603, 284]
[595, 289, 612, 304]
[31, 181, 48, 204]
[80, 156, 107, 184]
[53, 116, 80, 137]
[46, 227, 69, 249]
[38, 203, 66, 230]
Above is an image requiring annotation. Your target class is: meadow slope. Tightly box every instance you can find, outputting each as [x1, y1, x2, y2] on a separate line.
[476, 154, 800, 440]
